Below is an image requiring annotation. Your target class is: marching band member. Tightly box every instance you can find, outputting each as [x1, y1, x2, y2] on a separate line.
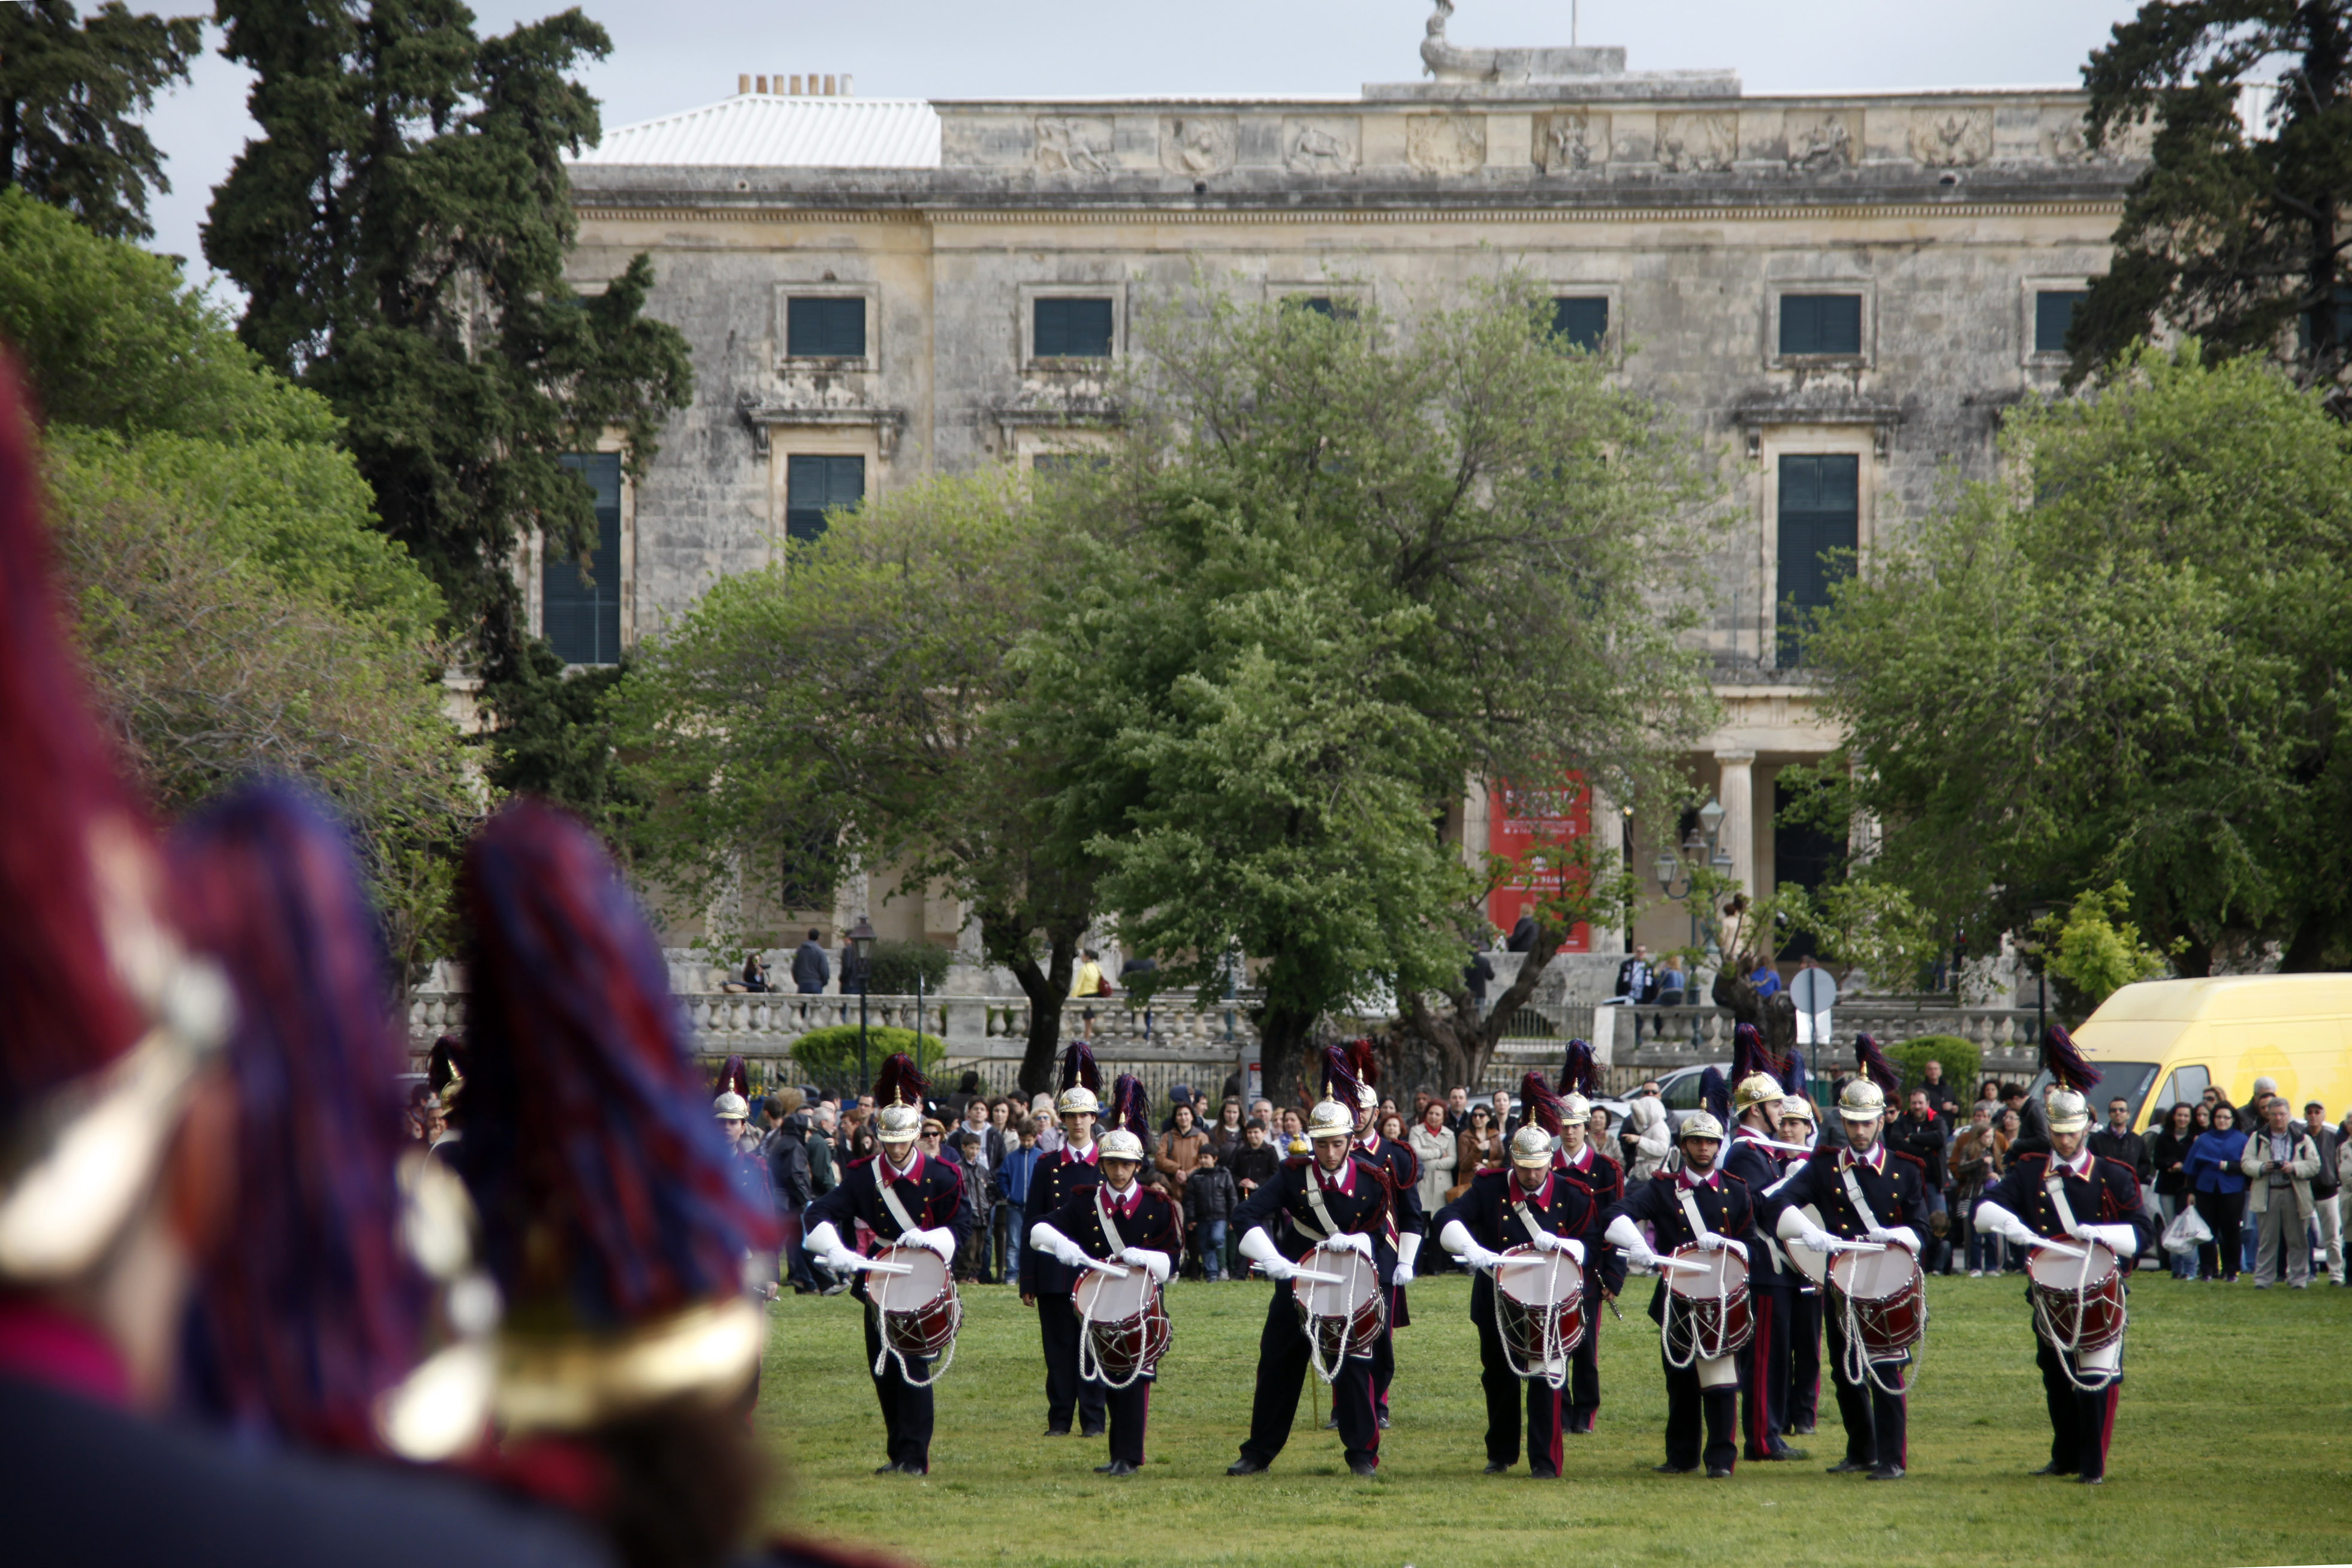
[1547, 1051, 1621, 1434]
[1028, 1078, 1181, 1477]
[1778, 1094, 1825, 1437]
[1605, 1113, 1757, 1479]
[1433, 1086, 1615, 1478]
[1765, 1042, 1929, 1482]
[1018, 1041, 1109, 1439]
[1338, 1041, 1423, 1429]
[1973, 1030, 2154, 1485]
[1723, 1026, 1806, 1463]
[1226, 1082, 1400, 1477]
[805, 1055, 969, 1476]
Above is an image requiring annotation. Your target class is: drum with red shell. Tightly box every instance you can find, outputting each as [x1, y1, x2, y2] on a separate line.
[1076, 1264, 1172, 1382]
[1494, 1246, 1587, 1377]
[1292, 1243, 1385, 1364]
[2028, 1240, 2126, 1352]
[1665, 1243, 1753, 1357]
[1829, 1245, 1927, 1358]
[870, 1244, 961, 1359]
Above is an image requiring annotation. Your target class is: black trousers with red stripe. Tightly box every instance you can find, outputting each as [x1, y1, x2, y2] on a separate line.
[1825, 1312, 1907, 1469]
[1738, 1278, 1795, 1458]
[1035, 1293, 1107, 1433]
[1105, 1375, 1153, 1467]
[1564, 1276, 1603, 1431]
[1786, 1287, 1823, 1431]
[1241, 1287, 1380, 1469]
[1469, 1274, 1566, 1474]
[2035, 1338, 2121, 1479]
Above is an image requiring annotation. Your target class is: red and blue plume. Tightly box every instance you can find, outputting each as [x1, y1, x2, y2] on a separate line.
[1518, 1071, 1566, 1138]
[1854, 1032, 1901, 1096]
[1111, 1073, 1150, 1141]
[1347, 1037, 1381, 1091]
[457, 800, 778, 1334]
[1320, 1042, 1366, 1108]
[1732, 1023, 1767, 1089]
[1699, 1067, 1730, 1129]
[169, 782, 430, 1455]
[717, 1053, 752, 1101]
[2041, 1024, 2101, 1093]
[871, 1052, 927, 1110]
[1059, 1037, 1099, 1097]
[0, 354, 151, 1114]
[1560, 1039, 1599, 1100]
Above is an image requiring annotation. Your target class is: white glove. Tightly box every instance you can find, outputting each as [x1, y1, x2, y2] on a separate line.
[1974, 1199, 2037, 1249]
[1118, 1246, 1172, 1284]
[1698, 1234, 1747, 1263]
[1461, 1240, 1504, 1271]
[1237, 1225, 1295, 1280]
[1775, 1207, 1837, 1254]
[2078, 1223, 2139, 1256]
[1865, 1226, 1919, 1254]
[1325, 1231, 1374, 1262]
[1257, 1254, 1300, 1282]
[905, 1226, 957, 1265]
[1391, 1261, 1416, 1286]
[1605, 1214, 1661, 1270]
[1397, 1232, 1423, 1275]
[1530, 1228, 1573, 1254]
[807, 1221, 861, 1274]
[1029, 1222, 1087, 1270]
[1439, 1219, 1498, 1270]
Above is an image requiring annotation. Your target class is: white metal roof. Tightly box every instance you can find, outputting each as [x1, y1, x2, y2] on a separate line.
[572, 95, 941, 168]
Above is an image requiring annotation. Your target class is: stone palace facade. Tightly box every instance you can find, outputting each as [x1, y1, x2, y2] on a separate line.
[555, 16, 2144, 958]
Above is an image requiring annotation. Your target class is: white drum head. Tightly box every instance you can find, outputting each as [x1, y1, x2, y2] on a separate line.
[1787, 1204, 1829, 1287]
[1495, 1247, 1583, 1307]
[1830, 1246, 1920, 1302]
[1300, 1245, 1377, 1315]
[1666, 1244, 1747, 1300]
[1076, 1265, 1154, 1320]
[2028, 1240, 2118, 1292]
[871, 1244, 949, 1310]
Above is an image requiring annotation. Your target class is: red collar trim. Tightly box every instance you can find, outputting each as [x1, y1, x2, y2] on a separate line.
[2054, 1148, 2093, 1178]
[1065, 1142, 1099, 1166]
[0, 1298, 131, 1409]
[1844, 1143, 1885, 1174]
[1678, 1166, 1721, 1191]
[1561, 1142, 1593, 1171]
[1102, 1180, 1142, 1216]
[1314, 1156, 1356, 1195]
[881, 1148, 924, 1186]
[1513, 1171, 1556, 1207]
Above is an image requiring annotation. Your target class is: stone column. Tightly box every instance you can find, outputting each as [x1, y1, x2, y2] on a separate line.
[1715, 749, 1757, 900]
[1585, 777, 1626, 954]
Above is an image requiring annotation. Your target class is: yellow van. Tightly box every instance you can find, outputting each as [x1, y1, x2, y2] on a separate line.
[2036, 975, 2352, 1132]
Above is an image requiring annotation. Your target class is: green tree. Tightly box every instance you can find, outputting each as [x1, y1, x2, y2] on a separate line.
[1807, 346, 2352, 975]
[1026, 279, 1717, 1097]
[0, 1, 200, 242]
[202, 0, 693, 691]
[2070, 0, 2352, 396]
[1780, 876, 1940, 994]
[2031, 881, 2182, 1014]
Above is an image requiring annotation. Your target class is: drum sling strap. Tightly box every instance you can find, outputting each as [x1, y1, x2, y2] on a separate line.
[2035, 1170, 2122, 1392]
[1502, 1196, 1577, 1388]
[1666, 1188, 1738, 1383]
[870, 1169, 958, 1387]
[1077, 1186, 1156, 1389]
[1836, 1162, 1920, 1394]
[1297, 1169, 1375, 1380]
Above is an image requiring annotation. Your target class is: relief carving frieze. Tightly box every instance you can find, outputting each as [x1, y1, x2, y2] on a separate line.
[1911, 107, 1992, 167]
[1283, 116, 1360, 174]
[1160, 116, 1237, 177]
[1533, 110, 1609, 173]
[1783, 110, 1855, 171]
[1035, 116, 1114, 176]
[2042, 110, 2151, 164]
[1655, 111, 1736, 173]
[1406, 113, 1488, 176]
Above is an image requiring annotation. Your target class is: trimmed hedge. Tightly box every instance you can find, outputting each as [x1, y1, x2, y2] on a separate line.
[1883, 1035, 1980, 1102]
[791, 1025, 945, 1078]
[865, 940, 952, 997]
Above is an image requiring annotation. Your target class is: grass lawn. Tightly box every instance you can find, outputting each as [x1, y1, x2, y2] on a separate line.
[757, 1268, 2351, 1567]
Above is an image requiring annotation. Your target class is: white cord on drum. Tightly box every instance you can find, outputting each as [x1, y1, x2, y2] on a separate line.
[1835, 1284, 1922, 1397]
[1657, 1262, 1738, 1370]
[868, 1295, 960, 1388]
[2030, 1266, 2122, 1394]
[1491, 1262, 1576, 1391]
[1076, 1285, 1161, 1391]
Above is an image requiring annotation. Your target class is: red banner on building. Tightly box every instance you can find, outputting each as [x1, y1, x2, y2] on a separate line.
[1486, 776, 1592, 951]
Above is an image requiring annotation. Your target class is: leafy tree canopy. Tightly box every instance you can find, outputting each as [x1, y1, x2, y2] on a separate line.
[0, 0, 200, 241]
[1804, 346, 2352, 976]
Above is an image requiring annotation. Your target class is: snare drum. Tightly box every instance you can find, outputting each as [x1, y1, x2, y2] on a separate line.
[1291, 1244, 1385, 1367]
[1076, 1265, 1171, 1382]
[2028, 1240, 2125, 1353]
[1828, 1246, 1926, 1358]
[1494, 1246, 1587, 1379]
[870, 1244, 961, 1361]
[1784, 1204, 1831, 1289]
[1664, 1243, 1753, 1358]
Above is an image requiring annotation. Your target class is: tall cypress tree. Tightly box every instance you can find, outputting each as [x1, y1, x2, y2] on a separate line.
[203, 0, 692, 683]
[0, 0, 202, 242]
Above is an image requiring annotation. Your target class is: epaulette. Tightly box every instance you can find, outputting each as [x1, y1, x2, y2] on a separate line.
[1889, 1149, 1927, 1171]
[1282, 1153, 1313, 1169]
[1720, 1168, 1750, 1189]
[2094, 1155, 2139, 1180]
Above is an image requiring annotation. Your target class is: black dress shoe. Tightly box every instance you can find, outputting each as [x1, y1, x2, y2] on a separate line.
[1100, 1460, 1137, 1476]
[1653, 1462, 1697, 1474]
[1093, 1462, 1117, 1473]
[1226, 1457, 1270, 1476]
[1771, 1445, 1808, 1461]
[1826, 1459, 1872, 1474]
[1530, 1466, 1560, 1480]
[1568, 1418, 1594, 1434]
[873, 1464, 903, 1475]
[1080, 1424, 1106, 1439]
[1483, 1461, 1510, 1474]
[1322, 1415, 1338, 1430]
[2030, 1463, 2077, 1477]
[1348, 1455, 1380, 1477]
[1705, 1466, 1733, 1479]
[1866, 1464, 1905, 1481]
[1377, 1414, 1391, 1430]
[1790, 1422, 1816, 1436]
[2078, 1474, 2105, 1486]
[1045, 1425, 1071, 1437]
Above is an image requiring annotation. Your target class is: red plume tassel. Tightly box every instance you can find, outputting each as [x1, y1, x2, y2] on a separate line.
[872, 1051, 927, 1109]
[1059, 1038, 1099, 1097]
[717, 1053, 752, 1100]
[1111, 1073, 1150, 1141]
[1853, 1033, 1901, 1096]
[2041, 1024, 2101, 1093]
[1320, 1043, 1366, 1108]
[1560, 1039, 1599, 1100]
[1518, 1071, 1566, 1138]
[1347, 1037, 1381, 1093]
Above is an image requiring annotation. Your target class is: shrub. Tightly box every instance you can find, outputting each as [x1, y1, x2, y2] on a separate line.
[792, 1025, 945, 1079]
[1883, 1035, 1979, 1102]
[866, 939, 952, 996]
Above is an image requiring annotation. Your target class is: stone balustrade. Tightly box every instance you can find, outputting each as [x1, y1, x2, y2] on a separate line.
[1570, 1002, 2043, 1072]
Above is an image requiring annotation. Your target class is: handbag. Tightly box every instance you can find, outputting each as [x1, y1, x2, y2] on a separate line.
[2162, 1204, 2212, 1255]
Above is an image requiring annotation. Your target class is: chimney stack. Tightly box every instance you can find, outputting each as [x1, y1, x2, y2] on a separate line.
[737, 73, 749, 95]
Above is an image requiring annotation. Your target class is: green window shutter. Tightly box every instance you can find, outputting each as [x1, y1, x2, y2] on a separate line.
[1776, 453, 1859, 667]
[786, 454, 866, 544]
[1033, 297, 1114, 357]
[1551, 296, 1608, 351]
[786, 297, 867, 357]
[2034, 290, 2086, 354]
[544, 454, 624, 666]
[1780, 294, 1862, 355]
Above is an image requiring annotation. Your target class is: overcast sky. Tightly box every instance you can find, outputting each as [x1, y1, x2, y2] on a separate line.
[142, 0, 2145, 296]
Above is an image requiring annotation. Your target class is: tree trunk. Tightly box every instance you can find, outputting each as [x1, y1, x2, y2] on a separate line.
[1255, 1000, 1322, 1109]
[1010, 933, 1080, 1097]
[1389, 936, 1566, 1094]
[1711, 968, 1799, 1064]
[2276, 921, 2329, 974]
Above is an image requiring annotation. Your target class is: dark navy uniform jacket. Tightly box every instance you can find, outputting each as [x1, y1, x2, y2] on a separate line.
[1356, 1132, 1426, 1240]
[1725, 1126, 1807, 1287]
[1433, 1166, 1627, 1296]
[1983, 1148, 2157, 1251]
[1762, 1140, 1930, 1249]
[1019, 1142, 1103, 1295]
[1233, 1151, 1400, 1283]
[1041, 1180, 1183, 1271]
[1620, 1167, 1760, 1328]
[803, 1148, 972, 1305]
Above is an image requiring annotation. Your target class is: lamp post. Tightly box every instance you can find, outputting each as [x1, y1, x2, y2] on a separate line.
[1651, 797, 1733, 965]
[849, 914, 877, 1089]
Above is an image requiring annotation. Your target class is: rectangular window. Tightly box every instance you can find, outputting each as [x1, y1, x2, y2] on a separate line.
[786, 296, 866, 358]
[1031, 452, 1112, 475]
[1032, 297, 1114, 358]
[2034, 290, 2086, 355]
[1771, 778, 1844, 958]
[1779, 293, 1862, 357]
[543, 453, 622, 666]
[1776, 453, 1859, 667]
[785, 454, 866, 544]
[1551, 295, 1609, 352]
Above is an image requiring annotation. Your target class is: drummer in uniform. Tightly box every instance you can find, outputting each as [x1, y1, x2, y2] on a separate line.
[1724, 1057, 1807, 1464]
[1027, 1079, 1181, 1476]
[1544, 1059, 1623, 1436]
[1338, 1041, 1424, 1430]
[1973, 1056, 2152, 1486]
[1227, 1090, 1399, 1477]
[1433, 1087, 1612, 1478]
[805, 1054, 971, 1475]
[1604, 1113, 1759, 1478]
[1763, 1075, 1930, 1480]
[1019, 1041, 1109, 1439]
[1777, 1094, 1825, 1437]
